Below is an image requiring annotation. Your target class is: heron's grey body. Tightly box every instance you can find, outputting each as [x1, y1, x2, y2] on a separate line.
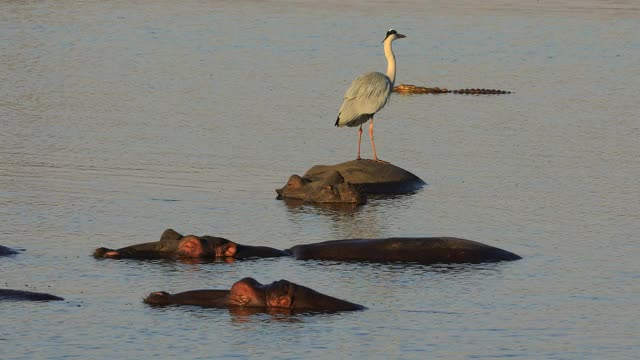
[335, 29, 405, 162]
[335, 72, 392, 128]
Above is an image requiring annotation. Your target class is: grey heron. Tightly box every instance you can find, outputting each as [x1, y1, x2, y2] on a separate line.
[335, 29, 406, 162]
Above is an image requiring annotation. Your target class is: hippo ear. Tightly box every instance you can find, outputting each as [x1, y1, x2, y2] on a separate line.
[160, 229, 183, 242]
[286, 175, 306, 188]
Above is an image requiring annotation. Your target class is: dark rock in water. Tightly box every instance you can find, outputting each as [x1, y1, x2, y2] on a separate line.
[0, 245, 19, 256]
[276, 160, 425, 204]
[0, 289, 64, 301]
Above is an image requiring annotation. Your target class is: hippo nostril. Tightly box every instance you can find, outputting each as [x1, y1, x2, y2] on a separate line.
[144, 291, 171, 305]
[231, 294, 250, 306]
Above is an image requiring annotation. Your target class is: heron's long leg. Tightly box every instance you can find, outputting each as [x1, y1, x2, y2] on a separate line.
[369, 116, 388, 164]
[356, 125, 363, 160]
[369, 117, 386, 163]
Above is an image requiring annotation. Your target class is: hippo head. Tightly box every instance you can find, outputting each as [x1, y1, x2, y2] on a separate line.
[143, 278, 365, 312]
[175, 235, 237, 259]
[93, 232, 239, 260]
[143, 291, 173, 305]
[276, 171, 365, 204]
[277, 160, 426, 205]
[229, 277, 365, 311]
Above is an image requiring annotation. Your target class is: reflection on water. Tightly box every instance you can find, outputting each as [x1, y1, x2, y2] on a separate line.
[229, 306, 352, 321]
[281, 198, 361, 215]
[2, 0, 639, 359]
[229, 307, 305, 323]
[282, 193, 428, 240]
[297, 257, 511, 278]
[94, 256, 237, 268]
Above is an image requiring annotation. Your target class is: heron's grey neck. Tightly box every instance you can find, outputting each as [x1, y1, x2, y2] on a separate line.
[383, 39, 396, 85]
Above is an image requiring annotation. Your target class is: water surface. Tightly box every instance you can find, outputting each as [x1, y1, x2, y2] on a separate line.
[1, 1, 639, 359]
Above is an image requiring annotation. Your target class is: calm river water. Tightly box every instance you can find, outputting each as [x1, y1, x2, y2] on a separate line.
[1, 1, 639, 359]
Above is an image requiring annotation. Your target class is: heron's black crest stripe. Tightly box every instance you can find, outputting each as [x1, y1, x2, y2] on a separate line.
[386, 29, 397, 37]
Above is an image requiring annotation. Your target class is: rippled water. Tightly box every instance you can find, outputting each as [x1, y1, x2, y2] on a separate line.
[1, 1, 639, 359]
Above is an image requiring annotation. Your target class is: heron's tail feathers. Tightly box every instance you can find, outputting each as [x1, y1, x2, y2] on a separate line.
[336, 113, 373, 128]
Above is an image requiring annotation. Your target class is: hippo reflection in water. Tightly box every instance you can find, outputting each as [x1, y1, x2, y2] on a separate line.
[93, 229, 289, 260]
[144, 277, 365, 312]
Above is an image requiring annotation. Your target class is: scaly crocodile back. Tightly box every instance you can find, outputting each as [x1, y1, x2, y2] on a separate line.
[393, 84, 511, 94]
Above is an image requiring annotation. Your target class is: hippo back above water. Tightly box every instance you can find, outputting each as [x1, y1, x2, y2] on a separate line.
[287, 237, 521, 264]
[0, 289, 64, 301]
[1, 245, 19, 256]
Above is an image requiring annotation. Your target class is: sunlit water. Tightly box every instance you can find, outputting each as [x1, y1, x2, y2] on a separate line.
[1, 1, 639, 359]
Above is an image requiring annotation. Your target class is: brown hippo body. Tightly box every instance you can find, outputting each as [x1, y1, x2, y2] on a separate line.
[144, 277, 365, 312]
[287, 237, 521, 264]
[93, 229, 289, 260]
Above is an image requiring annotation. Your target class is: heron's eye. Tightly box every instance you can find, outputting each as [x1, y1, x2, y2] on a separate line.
[387, 29, 397, 36]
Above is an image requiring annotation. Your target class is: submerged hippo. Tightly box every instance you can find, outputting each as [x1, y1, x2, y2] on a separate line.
[0, 245, 19, 256]
[0, 289, 64, 301]
[93, 229, 289, 260]
[144, 277, 365, 312]
[277, 160, 425, 204]
[287, 237, 521, 264]
[278, 173, 365, 204]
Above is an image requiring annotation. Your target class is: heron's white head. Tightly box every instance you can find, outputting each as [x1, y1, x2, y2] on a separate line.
[382, 29, 406, 43]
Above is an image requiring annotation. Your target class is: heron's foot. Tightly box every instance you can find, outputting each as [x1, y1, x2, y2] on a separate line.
[356, 156, 362, 160]
[373, 158, 389, 164]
